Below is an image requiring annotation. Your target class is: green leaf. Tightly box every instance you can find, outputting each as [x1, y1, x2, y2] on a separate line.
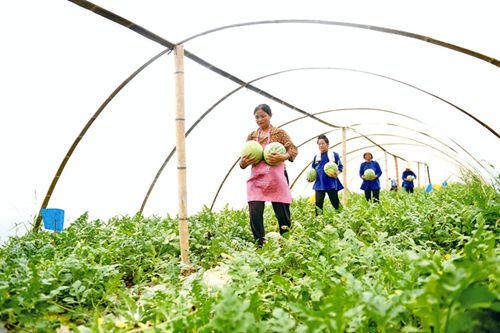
[458, 284, 496, 309]
[46, 304, 65, 313]
[446, 312, 474, 333]
[62, 297, 76, 304]
[266, 308, 296, 332]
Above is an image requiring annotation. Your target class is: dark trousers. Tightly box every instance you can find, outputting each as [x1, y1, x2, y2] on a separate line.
[315, 189, 340, 215]
[405, 187, 414, 193]
[364, 189, 380, 202]
[248, 201, 291, 244]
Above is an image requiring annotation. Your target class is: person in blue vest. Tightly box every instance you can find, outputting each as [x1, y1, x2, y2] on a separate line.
[402, 167, 417, 193]
[359, 152, 383, 202]
[308, 134, 344, 215]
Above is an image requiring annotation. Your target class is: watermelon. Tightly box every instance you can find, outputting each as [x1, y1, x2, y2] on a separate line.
[265, 231, 282, 241]
[306, 168, 317, 182]
[202, 265, 230, 289]
[263, 142, 286, 165]
[406, 175, 415, 181]
[324, 162, 339, 177]
[241, 140, 263, 163]
[363, 169, 376, 180]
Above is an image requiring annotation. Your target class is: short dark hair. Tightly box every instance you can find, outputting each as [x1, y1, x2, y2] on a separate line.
[254, 103, 272, 116]
[317, 134, 329, 145]
[363, 152, 373, 159]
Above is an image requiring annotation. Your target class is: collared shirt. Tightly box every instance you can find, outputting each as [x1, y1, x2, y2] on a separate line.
[246, 126, 298, 162]
[402, 170, 417, 188]
[311, 151, 344, 191]
[359, 160, 383, 190]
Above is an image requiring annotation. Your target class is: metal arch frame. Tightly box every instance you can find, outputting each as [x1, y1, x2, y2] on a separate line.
[33, 48, 171, 229]
[34, 58, 491, 226]
[290, 140, 473, 196]
[70, 0, 499, 139]
[280, 107, 499, 184]
[343, 150, 463, 175]
[149, 108, 449, 214]
[69, 0, 500, 68]
[178, 19, 499, 67]
[267, 67, 500, 139]
[210, 124, 478, 211]
[296, 150, 461, 197]
[140, 64, 496, 213]
[340, 145, 465, 193]
[277, 107, 495, 175]
[288, 132, 476, 192]
[33, 1, 499, 228]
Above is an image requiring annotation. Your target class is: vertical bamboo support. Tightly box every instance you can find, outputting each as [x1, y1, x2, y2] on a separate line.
[384, 151, 389, 190]
[342, 127, 348, 206]
[174, 45, 189, 264]
[394, 155, 400, 191]
[423, 164, 427, 186]
[417, 162, 421, 188]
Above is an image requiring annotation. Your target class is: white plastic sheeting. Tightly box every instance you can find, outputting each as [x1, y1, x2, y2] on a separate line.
[1, 0, 499, 241]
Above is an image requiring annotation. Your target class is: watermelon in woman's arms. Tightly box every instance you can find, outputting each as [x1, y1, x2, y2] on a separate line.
[306, 168, 317, 182]
[241, 140, 263, 163]
[324, 162, 338, 177]
[263, 142, 286, 165]
[363, 169, 376, 180]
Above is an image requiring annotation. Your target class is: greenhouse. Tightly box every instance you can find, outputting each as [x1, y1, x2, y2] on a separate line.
[1, 0, 498, 332]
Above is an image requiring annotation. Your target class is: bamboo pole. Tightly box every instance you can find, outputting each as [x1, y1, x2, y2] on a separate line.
[417, 162, 421, 188]
[342, 127, 348, 205]
[174, 45, 189, 264]
[384, 151, 389, 190]
[423, 164, 427, 187]
[394, 155, 400, 191]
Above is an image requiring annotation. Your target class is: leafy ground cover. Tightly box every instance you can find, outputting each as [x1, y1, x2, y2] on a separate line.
[1, 176, 499, 332]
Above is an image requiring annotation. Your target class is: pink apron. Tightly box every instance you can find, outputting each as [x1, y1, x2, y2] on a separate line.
[246, 130, 292, 204]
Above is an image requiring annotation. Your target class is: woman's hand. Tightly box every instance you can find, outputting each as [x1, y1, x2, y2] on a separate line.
[240, 154, 259, 169]
[266, 152, 289, 165]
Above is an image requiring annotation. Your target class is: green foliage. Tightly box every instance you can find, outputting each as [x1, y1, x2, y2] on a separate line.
[1, 178, 498, 332]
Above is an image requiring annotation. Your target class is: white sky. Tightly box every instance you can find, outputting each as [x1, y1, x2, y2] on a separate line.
[1, 0, 499, 242]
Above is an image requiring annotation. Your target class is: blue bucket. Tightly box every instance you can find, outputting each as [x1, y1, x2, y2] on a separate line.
[41, 208, 65, 232]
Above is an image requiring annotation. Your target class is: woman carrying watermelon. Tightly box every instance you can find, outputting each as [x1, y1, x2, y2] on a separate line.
[401, 166, 417, 193]
[239, 104, 298, 247]
[307, 134, 344, 215]
[359, 152, 383, 202]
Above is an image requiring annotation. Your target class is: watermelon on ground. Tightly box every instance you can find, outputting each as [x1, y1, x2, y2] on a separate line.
[263, 142, 286, 165]
[265, 231, 282, 241]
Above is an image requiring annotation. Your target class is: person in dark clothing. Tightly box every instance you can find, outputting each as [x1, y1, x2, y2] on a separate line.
[307, 134, 344, 215]
[359, 152, 383, 202]
[240, 104, 298, 247]
[402, 167, 417, 193]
